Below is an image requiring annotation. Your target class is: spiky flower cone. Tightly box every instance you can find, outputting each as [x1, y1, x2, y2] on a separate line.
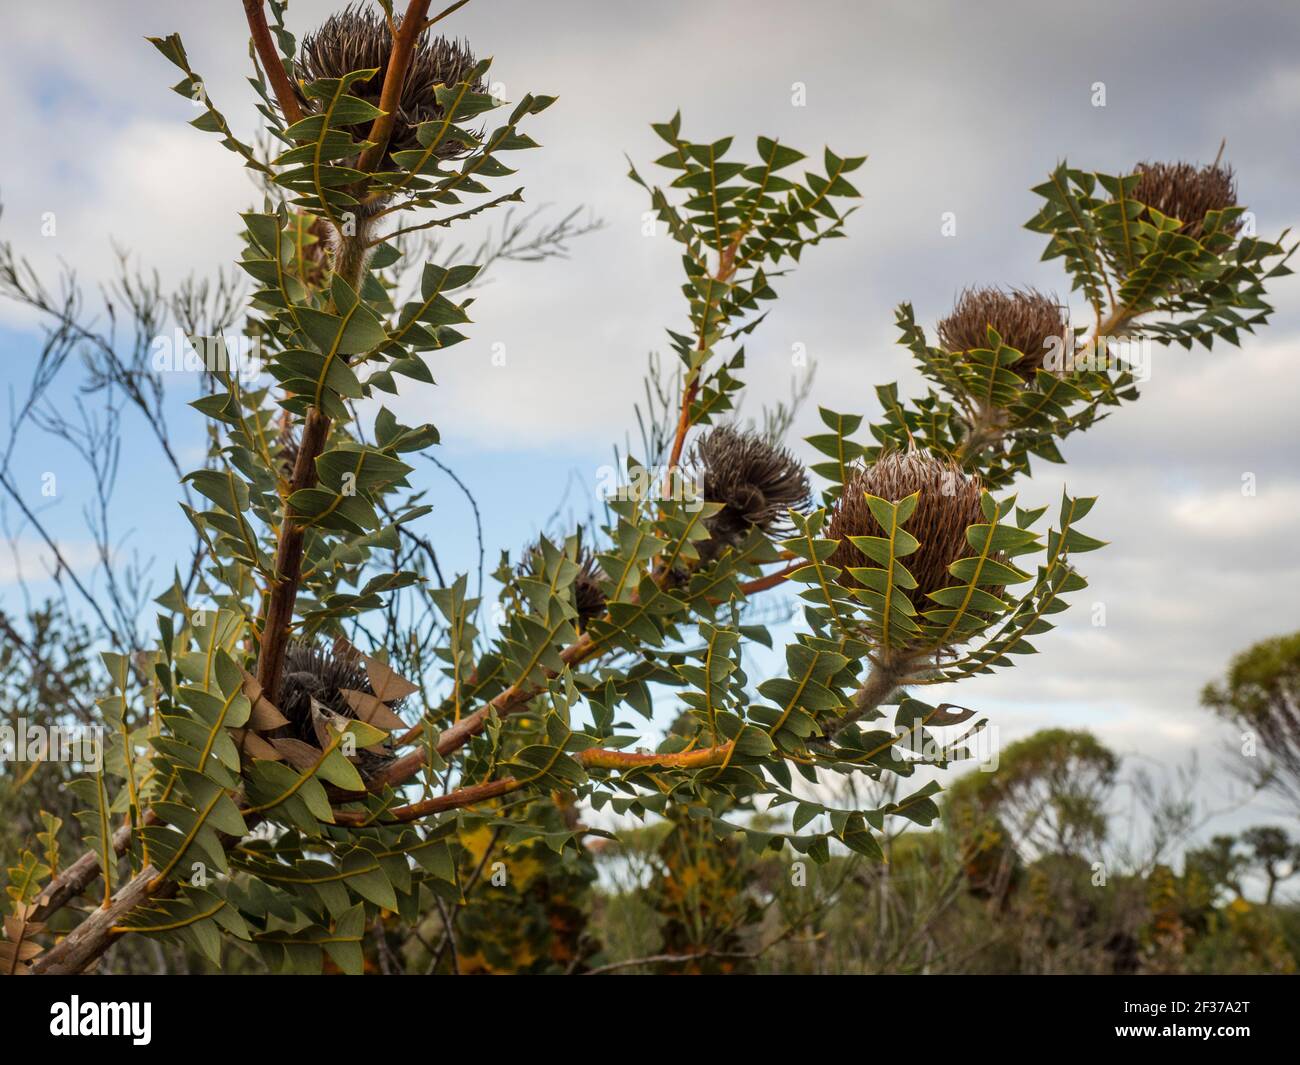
[690, 426, 811, 556]
[827, 450, 985, 613]
[296, 5, 483, 165]
[521, 537, 608, 629]
[572, 550, 608, 627]
[1132, 160, 1238, 240]
[276, 640, 404, 779]
[937, 286, 1067, 379]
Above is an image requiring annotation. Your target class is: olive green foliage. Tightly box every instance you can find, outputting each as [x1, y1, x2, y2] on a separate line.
[2, 0, 1295, 976]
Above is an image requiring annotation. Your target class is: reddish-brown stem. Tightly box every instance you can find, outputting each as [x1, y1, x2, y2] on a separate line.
[368, 631, 599, 789]
[374, 548, 802, 793]
[665, 377, 699, 476]
[242, 0, 303, 125]
[575, 741, 732, 771]
[356, 0, 435, 172]
[740, 561, 800, 596]
[660, 234, 743, 497]
[334, 741, 736, 825]
[255, 406, 331, 697]
[334, 775, 521, 825]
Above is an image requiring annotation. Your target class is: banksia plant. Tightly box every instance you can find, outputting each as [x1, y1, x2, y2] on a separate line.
[570, 550, 608, 629]
[295, 5, 483, 166]
[827, 449, 985, 611]
[690, 425, 810, 558]
[10, 0, 1292, 981]
[1131, 159, 1239, 240]
[871, 145, 1292, 491]
[936, 286, 1068, 379]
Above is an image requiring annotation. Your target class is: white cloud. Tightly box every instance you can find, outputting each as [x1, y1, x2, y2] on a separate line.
[0, 536, 100, 588]
[1170, 483, 1300, 538]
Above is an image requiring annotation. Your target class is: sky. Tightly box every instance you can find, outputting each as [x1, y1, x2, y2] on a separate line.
[2, 0, 1299, 849]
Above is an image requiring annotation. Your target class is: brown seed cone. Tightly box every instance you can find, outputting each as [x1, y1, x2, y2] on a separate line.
[520, 536, 608, 629]
[1132, 160, 1238, 241]
[296, 5, 483, 164]
[572, 551, 608, 627]
[937, 286, 1068, 379]
[827, 450, 985, 613]
[691, 426, 811, 555]
[274, 640, 403, 780]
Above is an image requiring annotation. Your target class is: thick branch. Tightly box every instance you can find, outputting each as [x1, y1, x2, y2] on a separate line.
[356, 0, 435, 173]
[31, 865, 158, 975]
[254, 405, 331, 698]
[32, 815, 148, 923]
[334, 775, 521, 825]
[334, 741, 736, 825]
[242, 0, 303, 125]
[822, 661, 911, 740]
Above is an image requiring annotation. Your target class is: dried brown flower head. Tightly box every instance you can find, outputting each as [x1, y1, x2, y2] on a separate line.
[827, 450, 985, 612]
[937, 286, 1067, 378]
[521, 535, 608, 629]
[572, 550, 608, 627]
[296, 5, 483, 163]
[275, 640, 403, 778]
[691, 426, 811, 553]
[1132, 160, 1238, 240]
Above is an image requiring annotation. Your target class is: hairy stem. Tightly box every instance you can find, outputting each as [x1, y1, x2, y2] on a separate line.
[824, 660, 910, 740]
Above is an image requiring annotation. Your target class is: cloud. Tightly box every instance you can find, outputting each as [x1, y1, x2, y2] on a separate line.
[0, 535, 100, 588]
[1170, 484, 1300, 538]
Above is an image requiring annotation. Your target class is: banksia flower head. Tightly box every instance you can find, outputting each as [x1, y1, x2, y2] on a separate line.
[571, 550, 608, 627]
[1132, 159, 1238, 240]
[690, 426, 811, 555]
[275, 640, 404, 779]
[521, 533, 608, 629]
[296, 5, 483, 167]
[937, 286, 1068, 379]
[828, 449, 985, 613]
